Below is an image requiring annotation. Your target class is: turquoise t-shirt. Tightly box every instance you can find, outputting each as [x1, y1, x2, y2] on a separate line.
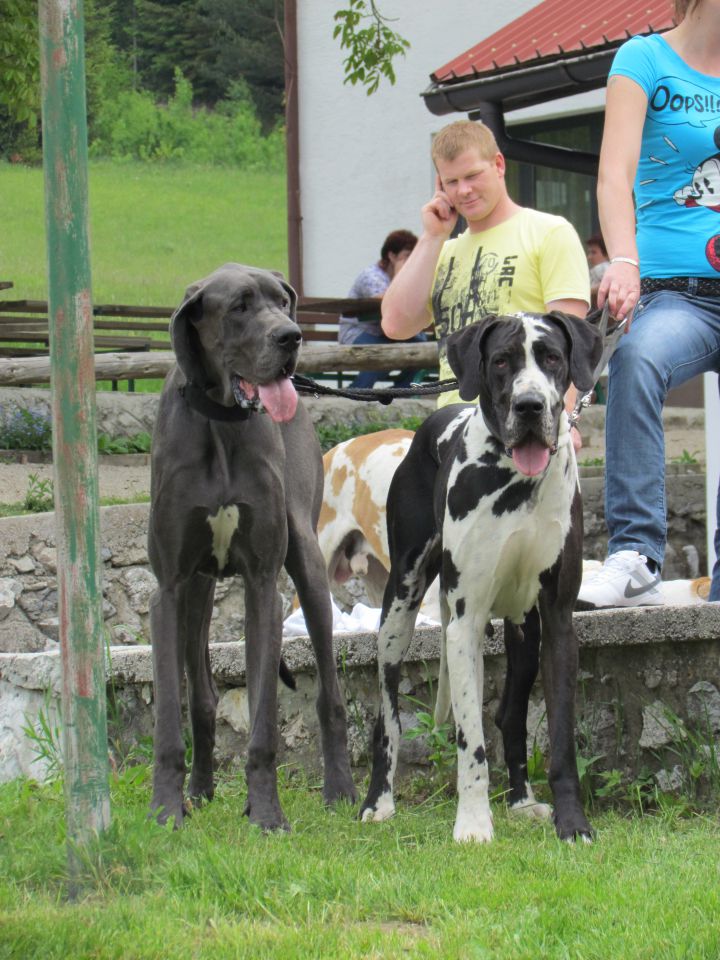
[610, 34, 720, 278]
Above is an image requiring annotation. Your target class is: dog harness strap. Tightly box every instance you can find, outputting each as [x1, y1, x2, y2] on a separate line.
[179, 382, 255, 421]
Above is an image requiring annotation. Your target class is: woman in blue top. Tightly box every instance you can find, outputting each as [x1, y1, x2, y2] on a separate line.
[579, 0, 720, 607]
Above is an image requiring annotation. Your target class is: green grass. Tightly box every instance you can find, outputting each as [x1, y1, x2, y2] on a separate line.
[0, 493, 150, 519]
[1, 769, 719, 959]
[0, 159, 287, 391]
[0, 160, 288, 304]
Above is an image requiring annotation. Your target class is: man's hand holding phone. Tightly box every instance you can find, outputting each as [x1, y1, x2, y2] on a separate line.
[421, 174, 459, 239]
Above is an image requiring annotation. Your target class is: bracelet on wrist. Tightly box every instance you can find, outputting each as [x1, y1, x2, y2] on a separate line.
[610, 256, 639, 268]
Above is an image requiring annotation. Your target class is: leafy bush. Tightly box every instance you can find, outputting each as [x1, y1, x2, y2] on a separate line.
[0, 406, 52, 451]
[316, 415, 425, 452]
[90, 70, 284, 170]
[97, 432, 152, 455]
[23, 473, 54, 512]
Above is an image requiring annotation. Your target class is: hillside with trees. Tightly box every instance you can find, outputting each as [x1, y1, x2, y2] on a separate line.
[0, 0, 285, 164]
[0, 0, 409, 166]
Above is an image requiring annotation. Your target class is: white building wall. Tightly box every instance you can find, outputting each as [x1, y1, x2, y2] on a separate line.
[296, 0, 538, 296]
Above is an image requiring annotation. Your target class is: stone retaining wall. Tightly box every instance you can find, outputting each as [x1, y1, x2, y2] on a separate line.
[2, 606, 719, 798]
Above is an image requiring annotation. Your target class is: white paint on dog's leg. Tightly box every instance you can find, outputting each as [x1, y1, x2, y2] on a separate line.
[207, 505, 239, 571]
[446, 614, 494, 844]
[509, 783, 553, 820]
[453, 802, 494, 844]
[361, 794, 396, 823]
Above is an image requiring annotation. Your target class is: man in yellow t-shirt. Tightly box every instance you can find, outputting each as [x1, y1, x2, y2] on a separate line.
[382, 120, 590, 437]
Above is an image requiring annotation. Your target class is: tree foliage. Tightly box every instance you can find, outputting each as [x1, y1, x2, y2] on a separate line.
[333, 0, 410, 95]
[0, 0, 39, 126]
[108, 0, 285, 130]
[0, 0, 409, 159]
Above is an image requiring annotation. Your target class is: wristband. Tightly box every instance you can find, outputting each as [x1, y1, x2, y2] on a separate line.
[610, 256, 639, 268]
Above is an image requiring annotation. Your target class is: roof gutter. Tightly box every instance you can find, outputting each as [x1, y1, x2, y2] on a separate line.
[422, 46, 617, 116]
[469, 101, 599, 176]
[422, 46, 619, 177]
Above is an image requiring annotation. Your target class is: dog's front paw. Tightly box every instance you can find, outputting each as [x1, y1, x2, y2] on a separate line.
[187, 777, 215, 807]
[244, 799, 291, 833]
[453, 805, 494, 843]
[553, 808, 594, 844]
[150, 797, 189, 829]
[509, 797, 553, 821]
[360, 794, 395, 823]
[323, 780, 357, 807]
[323, 771, 357, 807]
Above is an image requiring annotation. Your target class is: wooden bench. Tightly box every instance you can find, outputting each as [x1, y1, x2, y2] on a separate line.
[0, 298, 174, 389]
[0, 293, 435, 389]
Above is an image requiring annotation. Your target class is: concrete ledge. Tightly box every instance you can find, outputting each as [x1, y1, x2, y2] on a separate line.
[2, 604, 718, 789]
[3, 603, 715, 690]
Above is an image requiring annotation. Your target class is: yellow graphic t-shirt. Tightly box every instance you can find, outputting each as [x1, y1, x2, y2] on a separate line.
[431, 208, 590, 406]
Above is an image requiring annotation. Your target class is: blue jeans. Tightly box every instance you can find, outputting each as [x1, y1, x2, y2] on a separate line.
[348, 330, 427, 389]
[604, 288, 720, 599]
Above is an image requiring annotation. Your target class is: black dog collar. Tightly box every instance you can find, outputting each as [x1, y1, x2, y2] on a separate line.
[179, 382, 258, 422]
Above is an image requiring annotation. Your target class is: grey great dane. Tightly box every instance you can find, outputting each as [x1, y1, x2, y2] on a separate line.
[148, 262, 356, 830]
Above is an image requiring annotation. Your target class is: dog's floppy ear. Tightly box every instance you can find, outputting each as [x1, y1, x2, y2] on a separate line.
[547, 311, 604, 394]
[270, 271, 298, 321]
[445, 315, 501, 401]
[170, 279, 209, 386]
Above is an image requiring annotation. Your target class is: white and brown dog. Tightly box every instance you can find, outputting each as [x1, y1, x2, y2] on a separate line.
[318, 429, 443, 621]
[318, 429, 413, 607]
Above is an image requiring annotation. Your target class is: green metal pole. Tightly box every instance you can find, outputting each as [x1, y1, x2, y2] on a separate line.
[38, 0, 111, 870]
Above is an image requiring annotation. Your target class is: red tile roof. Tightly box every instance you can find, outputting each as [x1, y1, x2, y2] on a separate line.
[432, 0, 676, 83]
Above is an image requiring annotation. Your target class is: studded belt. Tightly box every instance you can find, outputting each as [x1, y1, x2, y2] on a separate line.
[640, 276, 720, 297]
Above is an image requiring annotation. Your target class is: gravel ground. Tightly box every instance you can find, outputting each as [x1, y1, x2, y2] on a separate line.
[0, 418, 706, 507]
[1, 461, 151, 505]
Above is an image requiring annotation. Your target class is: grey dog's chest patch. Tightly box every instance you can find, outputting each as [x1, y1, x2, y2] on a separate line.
[206, 505, 240, 573]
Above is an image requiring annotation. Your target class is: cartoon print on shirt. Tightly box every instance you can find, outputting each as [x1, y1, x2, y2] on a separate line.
[671, 125, 720, 270]
[672, 125, 720, 212]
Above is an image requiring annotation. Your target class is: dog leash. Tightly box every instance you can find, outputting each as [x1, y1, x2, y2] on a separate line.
[291, 373, 461, 405]
[568, 304, 628, 427]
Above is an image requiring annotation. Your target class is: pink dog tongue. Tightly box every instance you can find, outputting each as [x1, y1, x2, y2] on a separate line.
[258, 377, 298, 423]
[511, 440, 551, 477]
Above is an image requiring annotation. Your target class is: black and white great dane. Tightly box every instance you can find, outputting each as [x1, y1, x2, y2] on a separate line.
[148, 263, 355, 831]
[360, 311, 603, 843]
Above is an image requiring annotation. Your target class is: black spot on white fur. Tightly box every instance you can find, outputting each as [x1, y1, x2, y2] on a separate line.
[492, 479, 535, 516]
[447, 463, 514, 521]
[442, 549, 460, 592]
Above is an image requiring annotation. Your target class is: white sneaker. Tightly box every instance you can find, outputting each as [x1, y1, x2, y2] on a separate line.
[577, 550, 664, 609]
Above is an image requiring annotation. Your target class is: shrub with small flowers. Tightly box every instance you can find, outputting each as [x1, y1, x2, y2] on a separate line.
[0, 405, 53, 451]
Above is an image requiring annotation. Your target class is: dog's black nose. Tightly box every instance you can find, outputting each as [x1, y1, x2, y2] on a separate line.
[513, 392, 545, 417]
[273, 328, 302, 350]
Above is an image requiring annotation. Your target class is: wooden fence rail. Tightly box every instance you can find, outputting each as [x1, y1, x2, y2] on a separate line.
[0, 342, 440, 386]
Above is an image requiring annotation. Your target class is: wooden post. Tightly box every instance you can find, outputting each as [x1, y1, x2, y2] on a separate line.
[38, 0, 111, 879]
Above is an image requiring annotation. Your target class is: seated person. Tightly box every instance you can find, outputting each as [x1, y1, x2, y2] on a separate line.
[338, 229, 427, 389]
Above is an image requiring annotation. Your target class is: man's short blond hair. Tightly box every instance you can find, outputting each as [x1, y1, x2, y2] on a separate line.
[431, 120, 499, 167]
